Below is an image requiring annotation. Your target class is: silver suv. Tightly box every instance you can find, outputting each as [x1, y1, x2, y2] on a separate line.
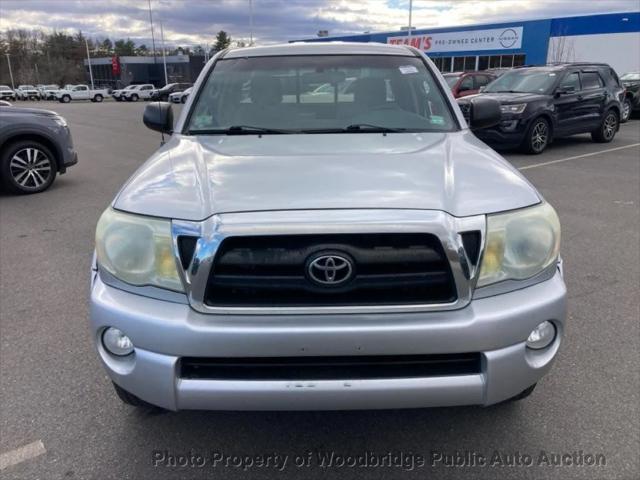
[90, 42, 566, 411]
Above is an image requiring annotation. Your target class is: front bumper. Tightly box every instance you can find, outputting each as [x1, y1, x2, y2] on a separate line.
[90, 268, 567, 411]
[474, 116, 533, 149]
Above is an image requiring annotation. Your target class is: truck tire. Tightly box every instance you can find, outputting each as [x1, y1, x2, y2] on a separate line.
[60, 95, 71, 103]
[94, 94, 103, 103]
[131, 94, 139, 102]
[520, 117, 550, 154]
[507, 383, 537, 402]
[112, 382, 163, 410]
[0, 140, 57, 194]
[591, 109, 618, 143]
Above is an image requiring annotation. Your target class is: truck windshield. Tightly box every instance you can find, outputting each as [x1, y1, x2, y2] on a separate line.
[187, 55, 457, 134]
[484, 69, 558, 94]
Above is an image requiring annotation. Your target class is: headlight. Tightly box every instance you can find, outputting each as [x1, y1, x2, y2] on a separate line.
[478, 203, 560, 287]
[95, 208, 183, 292]
[500, 103, 527, 114]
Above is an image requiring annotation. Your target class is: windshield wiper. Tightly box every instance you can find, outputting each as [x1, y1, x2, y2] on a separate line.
[189, 125, 298, 135]
[345, 123, 405, 133]
[300, 124, 406, 134]
[487, 90, 526, 93]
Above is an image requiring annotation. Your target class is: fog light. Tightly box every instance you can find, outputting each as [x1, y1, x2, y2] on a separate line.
[102, 327, 134, 356]
[526, 321, 556, 350]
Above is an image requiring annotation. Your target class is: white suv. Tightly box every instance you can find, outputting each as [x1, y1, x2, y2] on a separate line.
[122, 84, 156, 102]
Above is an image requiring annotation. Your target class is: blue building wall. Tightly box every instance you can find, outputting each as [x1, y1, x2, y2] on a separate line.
[550, 11, 640, 36]
[300, 11, 639, 67]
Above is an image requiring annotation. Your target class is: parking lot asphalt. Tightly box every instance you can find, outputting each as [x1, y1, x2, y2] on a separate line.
[1, 101, 639, 480]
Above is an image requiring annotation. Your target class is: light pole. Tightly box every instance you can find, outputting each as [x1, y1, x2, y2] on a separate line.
[160, 21, 168, 85]
[148, 0, 157, 63]
[5, 54, 15, 90]
[85, 37, 95, 89]
[249, 0, 254, 45]
[408, 0, 413, 41]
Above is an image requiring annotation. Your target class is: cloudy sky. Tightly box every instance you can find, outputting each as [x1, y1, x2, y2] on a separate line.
[1, 0, 638, 47]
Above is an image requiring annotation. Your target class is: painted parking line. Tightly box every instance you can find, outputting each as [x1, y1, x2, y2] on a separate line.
[519, 143, 640, 171]
[0, 440, 46, 471]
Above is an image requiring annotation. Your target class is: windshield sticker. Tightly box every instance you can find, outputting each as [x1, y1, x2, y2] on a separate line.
[430, 115, 445, 125]
[399, 65, 419, 75]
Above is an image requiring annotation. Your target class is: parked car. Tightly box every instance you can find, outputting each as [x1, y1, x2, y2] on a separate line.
[0, 85, 15, 101]
[0, 105, 77, 193]
[55, 84, 109, 103]
[151, 83, 193, 101]
[443, 71, 496, 98]
[90, 42, 565, 412]
[620, 72, 640, 121]
[465, 63, 623, 154]
[39, 84, 61, 100]
[111, 85, 137, 102]
[169, 86, 192, 103]
[122, 84, 156, 102]
[16, 85, 40, 101]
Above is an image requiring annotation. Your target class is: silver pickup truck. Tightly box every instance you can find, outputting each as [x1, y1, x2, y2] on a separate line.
[90, 42, 566, 411]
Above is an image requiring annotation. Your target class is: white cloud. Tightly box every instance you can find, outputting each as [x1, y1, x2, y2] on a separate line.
[0, 0, 638, 47]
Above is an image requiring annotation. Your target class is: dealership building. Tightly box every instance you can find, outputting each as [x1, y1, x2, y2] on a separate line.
[302, 11, 640, 74]
[83, 54, 206, 88]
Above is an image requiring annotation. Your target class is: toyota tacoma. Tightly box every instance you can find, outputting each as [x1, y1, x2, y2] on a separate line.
[90, 42, 566, 411]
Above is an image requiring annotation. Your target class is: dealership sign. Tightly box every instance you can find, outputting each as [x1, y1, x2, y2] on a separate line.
[111, 55, 121, 75]
[388, 26, 523, 52]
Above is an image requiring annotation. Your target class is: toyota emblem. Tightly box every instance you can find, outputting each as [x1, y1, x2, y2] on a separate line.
[307, 253, 354, 286]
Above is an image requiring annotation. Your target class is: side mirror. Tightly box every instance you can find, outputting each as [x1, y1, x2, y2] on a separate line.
[555, 85, 575, 96]
[143, 102, 173, 134]
[458, 96, 501, 130]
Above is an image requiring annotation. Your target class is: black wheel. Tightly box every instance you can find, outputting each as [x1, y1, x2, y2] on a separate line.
[591, 109, 618, 143]
[507, 383, 537, 402]
[620, 98, 631, 123]
[94, 94, 103, 103]
[521, 117, 550, 154]
[0, 140, 57, 194]
[131, 94, 139, 102]
[112, 382, 162, 409]
[61, 95, 71, 103]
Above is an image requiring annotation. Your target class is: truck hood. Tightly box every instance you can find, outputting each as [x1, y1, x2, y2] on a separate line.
[114, 131, 540, 221]
[1, 106, 58, 117]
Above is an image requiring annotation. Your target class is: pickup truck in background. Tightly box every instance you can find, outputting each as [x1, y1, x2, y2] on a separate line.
[56, 85, 109, 103]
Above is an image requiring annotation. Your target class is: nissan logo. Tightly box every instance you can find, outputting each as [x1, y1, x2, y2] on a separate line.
[499, 28, 518, 48]
[306, 253, 354, 286]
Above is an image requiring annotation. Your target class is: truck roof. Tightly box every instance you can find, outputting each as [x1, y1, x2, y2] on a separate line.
[224, 41, 416, 59]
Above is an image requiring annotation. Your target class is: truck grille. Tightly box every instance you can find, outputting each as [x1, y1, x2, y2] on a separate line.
[204, 234, 456, 307]
[180, 353, 482, 380]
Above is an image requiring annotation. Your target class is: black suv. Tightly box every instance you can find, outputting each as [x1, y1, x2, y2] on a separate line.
[460, 63, 625, 154]
[150, 83, 192, 101]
